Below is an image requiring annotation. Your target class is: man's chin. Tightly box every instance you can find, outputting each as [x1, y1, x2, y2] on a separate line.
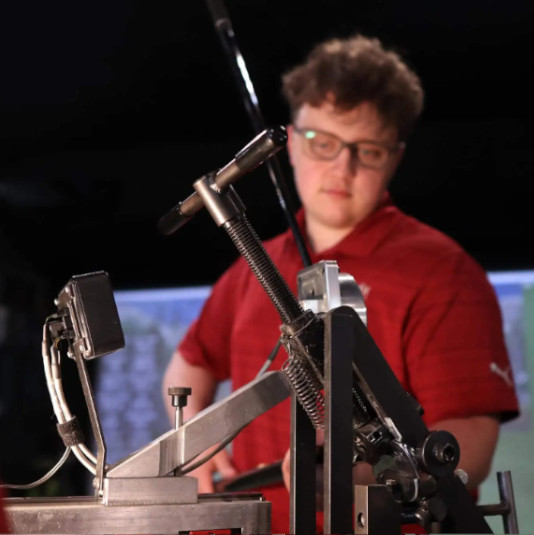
[316, 214, 359, 232]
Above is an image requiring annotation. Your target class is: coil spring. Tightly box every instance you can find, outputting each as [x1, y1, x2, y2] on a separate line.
[352, 386, 372, 428]
[282, 354, 325, 429]
[224, 215, 303, 324]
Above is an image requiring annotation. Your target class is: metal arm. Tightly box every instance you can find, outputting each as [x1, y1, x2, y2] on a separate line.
[106, 371, 291, 479]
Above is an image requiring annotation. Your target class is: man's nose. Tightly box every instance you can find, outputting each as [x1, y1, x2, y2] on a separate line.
[334, 146, 359, 175]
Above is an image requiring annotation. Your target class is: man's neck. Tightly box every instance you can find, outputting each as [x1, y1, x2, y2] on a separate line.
[306, 220, 355, 254]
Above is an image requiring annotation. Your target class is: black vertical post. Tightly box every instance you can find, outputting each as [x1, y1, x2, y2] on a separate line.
[323, 307, 356, 534]
[289, 395, 316, 534]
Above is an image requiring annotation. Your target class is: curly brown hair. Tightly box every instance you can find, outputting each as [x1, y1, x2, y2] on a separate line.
[282, 35, 424, 141]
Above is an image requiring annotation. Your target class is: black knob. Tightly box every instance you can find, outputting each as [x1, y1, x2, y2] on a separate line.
[168, 386, 192, 408]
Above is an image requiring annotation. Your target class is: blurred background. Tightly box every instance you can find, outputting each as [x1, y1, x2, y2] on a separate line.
[0, 0, 532, 531]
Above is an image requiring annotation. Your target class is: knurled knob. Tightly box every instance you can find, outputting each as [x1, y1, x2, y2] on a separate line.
[167, 386, 192, 408]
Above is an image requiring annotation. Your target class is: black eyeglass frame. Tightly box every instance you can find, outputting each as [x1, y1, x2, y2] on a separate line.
[292, 125, 405, 170]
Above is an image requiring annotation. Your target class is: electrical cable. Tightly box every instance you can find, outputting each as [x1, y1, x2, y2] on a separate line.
[0, 447, 71, 490]
[179, 428, 244, 476]
[42, 319, 97, 475]
[50, 343, 97, 474]
[255, 337, 282, 377]
[51, 343, 98, 467]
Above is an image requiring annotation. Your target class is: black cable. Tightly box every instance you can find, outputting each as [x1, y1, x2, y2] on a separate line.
[180, 428, 243, 476]
[256, 338, 282, 377]
[0, 447, 71, 490]
[205, 0, 312, 268]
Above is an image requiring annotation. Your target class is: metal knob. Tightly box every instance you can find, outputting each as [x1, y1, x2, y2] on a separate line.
[168, 386, 192, 429]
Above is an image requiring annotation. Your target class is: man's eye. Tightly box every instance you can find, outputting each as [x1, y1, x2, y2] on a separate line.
[360, 147, 384, 160]
[312, 138, 336, 151]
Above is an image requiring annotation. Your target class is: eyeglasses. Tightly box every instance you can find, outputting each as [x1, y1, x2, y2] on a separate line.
[293, 126, 403, 170]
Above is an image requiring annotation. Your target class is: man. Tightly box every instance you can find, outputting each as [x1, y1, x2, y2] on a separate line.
[162, 34, 518, 533]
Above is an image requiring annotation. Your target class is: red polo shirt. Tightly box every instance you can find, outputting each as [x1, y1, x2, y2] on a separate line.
[179, 200, 519, 534]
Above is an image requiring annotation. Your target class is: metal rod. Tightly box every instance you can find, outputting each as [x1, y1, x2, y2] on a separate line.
[498, 471, 519, 534]
[73, 352, 106, 495]
[158, 128, 286, 235]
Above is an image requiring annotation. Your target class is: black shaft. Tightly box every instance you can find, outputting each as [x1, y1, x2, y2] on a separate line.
[205, 0, 312, 268]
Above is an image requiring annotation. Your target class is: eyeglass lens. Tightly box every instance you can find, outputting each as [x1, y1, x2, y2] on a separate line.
[300, 129, 390, 169]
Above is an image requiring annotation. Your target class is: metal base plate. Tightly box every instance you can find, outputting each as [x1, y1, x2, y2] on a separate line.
[4, 493, 270, 534]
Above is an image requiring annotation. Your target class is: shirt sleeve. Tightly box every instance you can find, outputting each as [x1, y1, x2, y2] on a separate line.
[178, 258, 250, 381]
[403, 249, 519, 426]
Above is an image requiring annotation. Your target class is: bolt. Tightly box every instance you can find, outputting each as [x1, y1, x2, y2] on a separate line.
[432, 442, 456, 464]
[168, 387, 192, 429]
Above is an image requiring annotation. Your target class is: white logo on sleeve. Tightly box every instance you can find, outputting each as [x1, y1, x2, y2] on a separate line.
[358, 282, 371, 300]
[489, 362, 514, 387]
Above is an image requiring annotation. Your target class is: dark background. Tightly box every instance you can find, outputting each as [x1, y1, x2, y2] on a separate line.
[0, 0, 533, 495]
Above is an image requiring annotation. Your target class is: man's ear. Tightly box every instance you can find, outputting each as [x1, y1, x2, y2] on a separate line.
[286, 124, 295, 166]
[387, 142, 406, 183]
[395, 142, 406, 167]
[385, 142, 406, 188]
